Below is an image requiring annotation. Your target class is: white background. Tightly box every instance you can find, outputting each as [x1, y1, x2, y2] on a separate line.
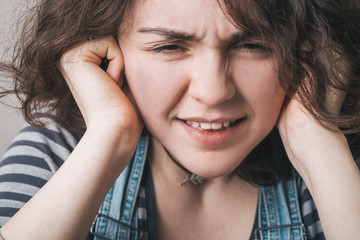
[0, 1, 29, 157]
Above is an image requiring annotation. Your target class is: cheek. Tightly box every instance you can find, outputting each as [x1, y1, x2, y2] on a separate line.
[233, 61, 286, 122]
[249, 79, 285, 115]
[123, 54, 188, 119]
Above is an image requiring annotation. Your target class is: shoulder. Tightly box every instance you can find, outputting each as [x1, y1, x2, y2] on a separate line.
[1, 122, 83, 172]
[0, 121, 83, 225]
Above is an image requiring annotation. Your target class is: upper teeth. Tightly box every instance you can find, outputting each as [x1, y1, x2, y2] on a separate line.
[186, 120, 232, 130]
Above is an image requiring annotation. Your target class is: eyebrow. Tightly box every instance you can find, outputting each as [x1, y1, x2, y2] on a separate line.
[231, 32, 252, 43]
[138, 27, 253, 44]
[137, 27, 200, 41]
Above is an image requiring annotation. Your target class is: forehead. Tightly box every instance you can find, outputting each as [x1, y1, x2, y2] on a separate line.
[128, 0, 239, 39]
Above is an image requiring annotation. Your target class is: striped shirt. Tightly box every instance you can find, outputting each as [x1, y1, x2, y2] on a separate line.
[0, 122, 359, 239]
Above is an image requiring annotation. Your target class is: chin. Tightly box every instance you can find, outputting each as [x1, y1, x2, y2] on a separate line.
[183, 160, 241, 179]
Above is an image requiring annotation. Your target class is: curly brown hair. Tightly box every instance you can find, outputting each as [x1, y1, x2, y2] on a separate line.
[223, 0, 360, 183]
[1, 0, 360, 185]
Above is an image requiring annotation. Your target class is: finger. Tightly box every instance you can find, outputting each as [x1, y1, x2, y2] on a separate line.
[59, 37, 125, 122]
[81, 37, 123, 83]
[104, 37, 124, 84]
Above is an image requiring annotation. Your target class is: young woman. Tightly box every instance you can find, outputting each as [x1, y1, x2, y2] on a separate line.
[0, 0, 359, 239]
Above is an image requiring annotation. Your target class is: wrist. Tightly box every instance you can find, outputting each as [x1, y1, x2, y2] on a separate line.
[79, 125, 141, 174]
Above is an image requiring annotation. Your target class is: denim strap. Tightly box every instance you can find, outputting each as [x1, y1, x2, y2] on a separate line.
[92, 132, 149, 240]
[255, 173, 307, 240]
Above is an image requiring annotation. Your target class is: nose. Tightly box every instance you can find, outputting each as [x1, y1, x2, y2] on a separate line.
[188, 51, 235, 106]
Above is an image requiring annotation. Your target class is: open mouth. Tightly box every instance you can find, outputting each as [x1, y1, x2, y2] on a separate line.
[184, 119, 242, 131]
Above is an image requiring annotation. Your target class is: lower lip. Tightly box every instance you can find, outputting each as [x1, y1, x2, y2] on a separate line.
[181, 120, 244, 146]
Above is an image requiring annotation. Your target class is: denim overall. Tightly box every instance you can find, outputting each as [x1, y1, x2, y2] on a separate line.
[90, 132, 307, 240]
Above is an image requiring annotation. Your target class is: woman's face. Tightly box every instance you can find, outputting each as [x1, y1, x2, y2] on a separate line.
[119, 0, 286, 178]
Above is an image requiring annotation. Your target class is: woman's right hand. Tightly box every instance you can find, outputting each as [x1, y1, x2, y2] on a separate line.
[0, 37, 143, 239]
[59, 36, 143, 141]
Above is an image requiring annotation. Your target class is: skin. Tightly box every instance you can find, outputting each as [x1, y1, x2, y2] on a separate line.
[120, 1, 283, 238]
[120, 0, 285, 179]
[1, 0, 359, 239]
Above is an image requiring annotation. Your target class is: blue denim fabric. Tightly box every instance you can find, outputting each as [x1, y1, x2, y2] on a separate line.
[255, 173, 307, 240]
[92, 132, 149, 240]
[92, 131, 306, 240]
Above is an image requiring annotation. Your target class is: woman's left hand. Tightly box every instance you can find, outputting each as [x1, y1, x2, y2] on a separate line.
[276, 97, 344, 173]
[278, 73, 349, 167]
[277, 96, 360, 239]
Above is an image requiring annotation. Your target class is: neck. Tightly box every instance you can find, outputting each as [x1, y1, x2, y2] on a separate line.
[148, 136, 257, 197]
[148, 136, 259, 240]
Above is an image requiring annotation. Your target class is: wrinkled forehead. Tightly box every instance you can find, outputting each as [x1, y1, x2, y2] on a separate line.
[120, 0, 240, 39]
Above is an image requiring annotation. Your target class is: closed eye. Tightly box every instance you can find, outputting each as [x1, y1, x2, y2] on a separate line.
[153, 44, 186, 54]
[235, 42, 271, 52]
[230, 42, 272, 58]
